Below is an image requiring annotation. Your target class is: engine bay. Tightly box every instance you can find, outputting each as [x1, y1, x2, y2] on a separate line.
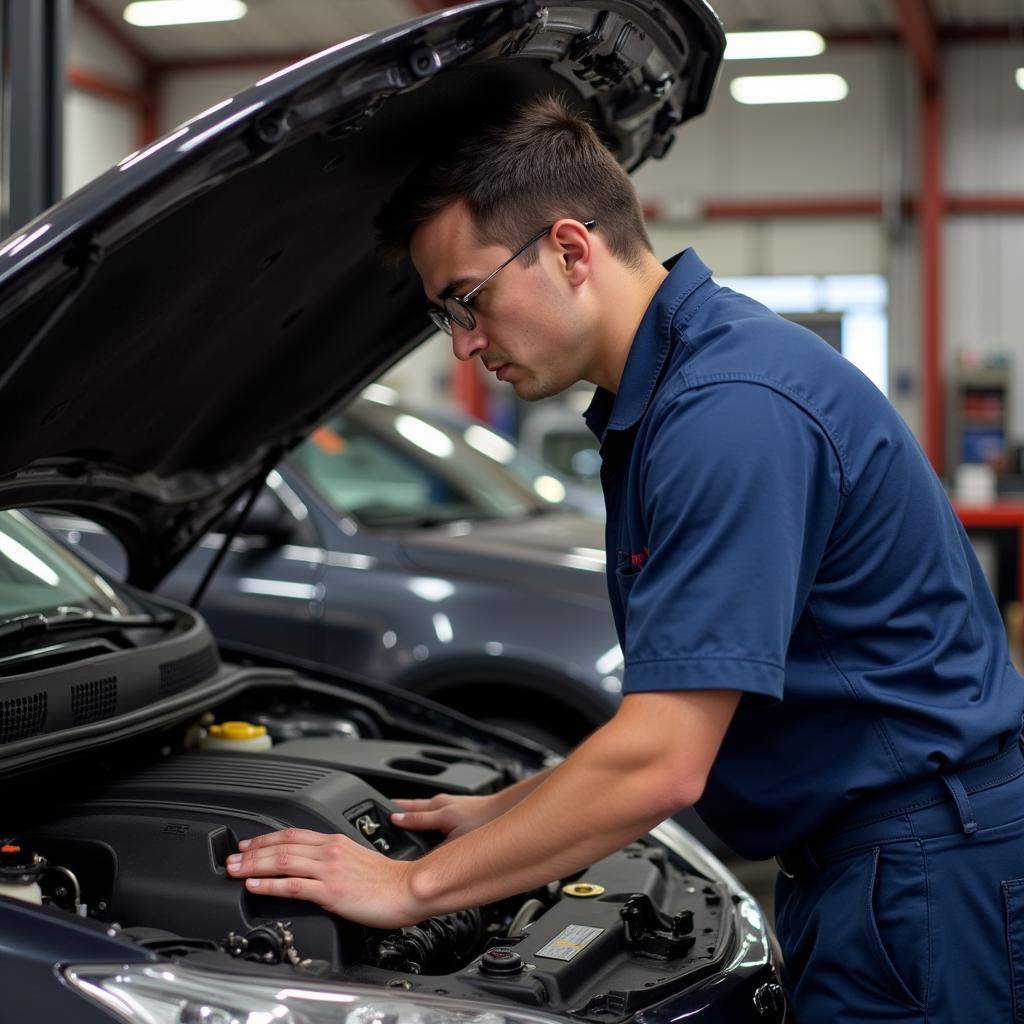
[5, 673, 741, 1023]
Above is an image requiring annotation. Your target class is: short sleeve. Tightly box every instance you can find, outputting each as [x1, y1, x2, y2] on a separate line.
[620, 381, 842, 701]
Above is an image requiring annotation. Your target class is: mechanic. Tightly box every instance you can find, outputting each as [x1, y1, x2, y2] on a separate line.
[227, 95, 1024, 1023]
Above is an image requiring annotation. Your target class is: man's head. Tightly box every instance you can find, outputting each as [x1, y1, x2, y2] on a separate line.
[376, 95, 663, 399]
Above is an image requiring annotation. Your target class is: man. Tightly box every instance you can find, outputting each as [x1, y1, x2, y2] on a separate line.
[227, 95, 1024, 1022]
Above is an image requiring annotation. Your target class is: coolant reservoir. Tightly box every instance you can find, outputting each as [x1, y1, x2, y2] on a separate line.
[200, 721, 272, 752]
[0, 841, 43, 905]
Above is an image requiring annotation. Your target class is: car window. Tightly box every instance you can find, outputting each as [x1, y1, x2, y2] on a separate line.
[0, 510, 133, 619]
[291, 411, 536, 526]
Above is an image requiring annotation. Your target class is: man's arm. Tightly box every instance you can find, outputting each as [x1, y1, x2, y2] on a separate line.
[226, 689, 739, 927]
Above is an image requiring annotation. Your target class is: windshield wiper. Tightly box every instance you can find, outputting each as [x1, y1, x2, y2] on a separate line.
[0, 605, 175, 644]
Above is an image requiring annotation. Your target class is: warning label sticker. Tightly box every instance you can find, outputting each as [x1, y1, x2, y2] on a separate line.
[536, 924, 604, 961]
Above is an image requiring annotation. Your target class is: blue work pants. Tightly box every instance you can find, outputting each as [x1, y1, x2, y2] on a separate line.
[775, 743, 1024, 1021]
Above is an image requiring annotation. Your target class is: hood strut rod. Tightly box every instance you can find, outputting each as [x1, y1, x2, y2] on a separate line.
[188, 451, 280, 609]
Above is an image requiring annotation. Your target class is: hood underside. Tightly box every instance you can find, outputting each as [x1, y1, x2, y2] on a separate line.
[0, 0, 723, 587]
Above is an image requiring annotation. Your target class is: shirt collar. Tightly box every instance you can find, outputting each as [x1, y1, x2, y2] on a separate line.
[583, 248, 714, 444]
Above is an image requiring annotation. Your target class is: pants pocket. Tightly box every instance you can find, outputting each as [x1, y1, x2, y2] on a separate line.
[1002, 879, 1024, 1021]
[775, 845, 928, 1019]
[864, 845, 928, 1012]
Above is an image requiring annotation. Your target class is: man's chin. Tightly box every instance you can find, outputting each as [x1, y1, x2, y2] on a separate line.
[512, 375, 569, 402]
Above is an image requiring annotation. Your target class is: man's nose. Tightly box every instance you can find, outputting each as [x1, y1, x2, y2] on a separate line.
[451, 321, 487, 362]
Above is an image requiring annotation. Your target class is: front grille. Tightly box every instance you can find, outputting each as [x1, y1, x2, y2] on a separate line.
[158, 646, 219, 698]
[0, 692, 48, 743]
[71, 676, 117, 725]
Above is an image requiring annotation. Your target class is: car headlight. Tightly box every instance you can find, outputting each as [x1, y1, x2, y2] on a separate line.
[63, 963, 569, 1024]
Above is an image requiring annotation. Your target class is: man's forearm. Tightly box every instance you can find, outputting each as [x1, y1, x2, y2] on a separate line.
[490, 763, 556, 812]
[402, 692, 735, 922]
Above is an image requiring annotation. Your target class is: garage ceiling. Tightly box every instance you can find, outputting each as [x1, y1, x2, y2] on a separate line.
[78, 0, 1024, 64]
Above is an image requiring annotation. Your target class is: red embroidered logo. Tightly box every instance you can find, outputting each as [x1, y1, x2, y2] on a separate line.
[630, 546, 650, 570]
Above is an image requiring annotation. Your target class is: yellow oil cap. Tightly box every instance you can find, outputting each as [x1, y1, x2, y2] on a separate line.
[562, 882, 605, 898]
[209, 721, 267, 741]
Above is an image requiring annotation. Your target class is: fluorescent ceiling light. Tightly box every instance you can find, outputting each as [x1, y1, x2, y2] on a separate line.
[123, 1, 247, 27]
[1017, 68, 1024, 90]
[730, 74, 848, 105]
[725, 30, 825, 60]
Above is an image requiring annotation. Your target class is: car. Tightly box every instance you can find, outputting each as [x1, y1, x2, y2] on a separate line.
[43, 386, 619, 753]
[0, 1, 787, 1022]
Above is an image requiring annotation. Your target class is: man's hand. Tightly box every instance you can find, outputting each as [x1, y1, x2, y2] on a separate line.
[225, 828, 416, 928]
[391, 793, 502, 839]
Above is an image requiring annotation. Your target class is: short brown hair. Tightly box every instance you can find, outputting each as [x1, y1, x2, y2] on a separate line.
[376, 93, 652, 269]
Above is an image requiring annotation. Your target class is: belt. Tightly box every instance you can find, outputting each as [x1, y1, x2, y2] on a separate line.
[775, 736, 1024, 879]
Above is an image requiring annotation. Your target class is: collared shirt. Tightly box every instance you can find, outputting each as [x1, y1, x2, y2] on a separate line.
[585, 248, 1024, 859]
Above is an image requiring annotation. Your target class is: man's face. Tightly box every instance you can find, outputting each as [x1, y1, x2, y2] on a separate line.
[410, 201, 594, 401]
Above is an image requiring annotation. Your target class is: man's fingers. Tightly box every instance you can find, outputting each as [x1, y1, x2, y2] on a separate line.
[243, 875, 329, 905]
[392, 797, 437, 811]
[392, 809, 447, 832]
[227, 849, 325, 879]
[238, 827, 332, 852]
[393, 796, 451, 812]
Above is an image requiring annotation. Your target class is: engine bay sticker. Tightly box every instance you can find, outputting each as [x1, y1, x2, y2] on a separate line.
[536, 924, 604, 961]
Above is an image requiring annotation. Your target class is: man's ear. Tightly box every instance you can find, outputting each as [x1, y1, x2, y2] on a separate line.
[550, 218, 594, 286]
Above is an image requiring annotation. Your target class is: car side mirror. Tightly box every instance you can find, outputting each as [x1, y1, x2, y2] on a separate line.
[239, 488, 296, 546]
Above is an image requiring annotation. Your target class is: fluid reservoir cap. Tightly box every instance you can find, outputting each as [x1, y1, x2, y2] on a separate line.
[562, 882, 605, 898]
[480, 947, 524, 975]
[210, 721, 267, 740]
[0, 839, 43, 883]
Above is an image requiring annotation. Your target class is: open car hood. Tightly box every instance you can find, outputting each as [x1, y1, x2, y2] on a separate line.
[0, 0, 723, 587]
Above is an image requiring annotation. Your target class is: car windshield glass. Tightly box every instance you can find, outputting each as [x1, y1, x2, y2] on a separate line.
[290, 401, 550, 527]
[0, 509, 134, 620]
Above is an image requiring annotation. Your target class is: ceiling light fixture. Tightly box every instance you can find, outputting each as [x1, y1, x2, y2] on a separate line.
[730, 73, 848, 105]
[1017, 68, 1024, 90]
[123, 1, 248, 27]
[724, 30, 826, 60]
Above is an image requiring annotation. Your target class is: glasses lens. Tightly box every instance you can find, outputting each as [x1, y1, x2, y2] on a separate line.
[428, 308, 451, 335]
[444, 297, 475, 331]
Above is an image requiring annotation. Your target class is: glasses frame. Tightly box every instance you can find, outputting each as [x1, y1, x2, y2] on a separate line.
[428, 219, 597, 335]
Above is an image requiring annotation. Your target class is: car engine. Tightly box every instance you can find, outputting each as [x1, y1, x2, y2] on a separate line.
[1, 671, 758, 1023]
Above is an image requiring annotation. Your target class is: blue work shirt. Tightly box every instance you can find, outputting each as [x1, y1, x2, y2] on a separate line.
[584, 248, 1024, 859]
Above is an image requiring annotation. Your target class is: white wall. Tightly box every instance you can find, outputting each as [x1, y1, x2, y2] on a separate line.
[64, 7, 142, 195]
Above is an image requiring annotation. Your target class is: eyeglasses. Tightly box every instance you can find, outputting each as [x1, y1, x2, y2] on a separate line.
[427, 219, 597, 335]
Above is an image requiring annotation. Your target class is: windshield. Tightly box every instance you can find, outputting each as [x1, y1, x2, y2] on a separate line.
[289, 400, 553, 527]
[0, 510, 133, 620]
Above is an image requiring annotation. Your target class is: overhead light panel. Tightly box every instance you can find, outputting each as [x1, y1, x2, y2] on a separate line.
[730, 74, 848, 105]
[725, 30, 825, 60]
[123, 1, 248, 27]
[1017, 68, 1024, 90]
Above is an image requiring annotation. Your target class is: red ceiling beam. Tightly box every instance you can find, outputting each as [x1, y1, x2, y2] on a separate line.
[701, 197, 885, 219]
[642, 195, 1024, 222]
[947, 195, 1024, 214]
[892, 0, 940, 86]
[67, 66, 148, 106]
